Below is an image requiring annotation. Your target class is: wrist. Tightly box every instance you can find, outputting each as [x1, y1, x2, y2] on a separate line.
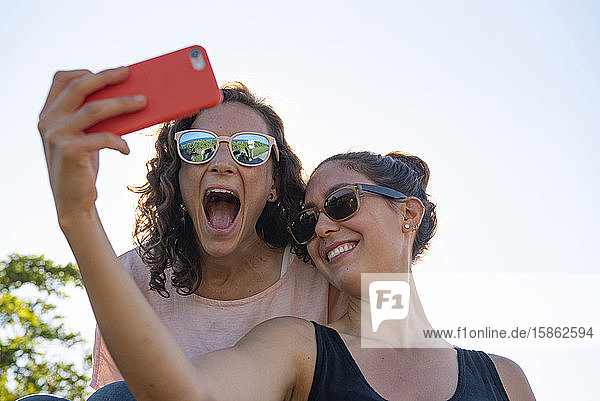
[57, 207, 99, 237]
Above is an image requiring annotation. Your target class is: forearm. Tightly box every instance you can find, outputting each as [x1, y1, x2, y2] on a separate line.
[62, 211, 202, 401]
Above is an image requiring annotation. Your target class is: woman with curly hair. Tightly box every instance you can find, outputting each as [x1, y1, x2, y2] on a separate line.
[28, 67, 345, 400]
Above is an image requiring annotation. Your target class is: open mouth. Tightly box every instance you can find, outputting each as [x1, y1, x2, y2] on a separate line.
[203, 188, 241, 230]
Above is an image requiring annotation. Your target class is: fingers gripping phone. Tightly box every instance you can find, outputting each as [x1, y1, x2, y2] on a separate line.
[84, 45, 222, 136]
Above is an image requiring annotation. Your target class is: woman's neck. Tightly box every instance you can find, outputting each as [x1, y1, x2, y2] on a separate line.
[194, 240, 285, 300]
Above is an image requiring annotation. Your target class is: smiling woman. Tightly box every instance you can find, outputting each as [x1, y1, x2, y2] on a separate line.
[27, 69, 346, 400]
[295, 151, 535, 400]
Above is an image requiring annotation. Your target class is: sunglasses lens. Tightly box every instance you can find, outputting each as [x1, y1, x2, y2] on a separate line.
[324, 188, 358, 220]
[289, 210, 318, 244]
[231, 134, 271, 165]
[179, 131, 217, 163]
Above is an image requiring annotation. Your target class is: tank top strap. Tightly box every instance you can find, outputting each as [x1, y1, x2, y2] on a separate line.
[307, 321, 386, 401]
[448, 347, 510, 401]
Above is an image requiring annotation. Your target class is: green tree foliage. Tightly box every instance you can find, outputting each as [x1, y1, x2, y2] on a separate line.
[0, 254, 92, 401]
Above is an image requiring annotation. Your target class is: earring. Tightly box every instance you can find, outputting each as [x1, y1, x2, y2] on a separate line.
[268, 193, 275, 201]
[404, 224, 410, 229]
[180, 203, 187, 221]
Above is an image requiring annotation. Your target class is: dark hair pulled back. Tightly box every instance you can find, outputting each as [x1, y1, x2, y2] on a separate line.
[312, 151, 437, 262]
[131, 82, 307, 297]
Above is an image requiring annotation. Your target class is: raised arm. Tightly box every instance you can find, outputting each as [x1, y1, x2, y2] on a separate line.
[38, 68, 199, 399]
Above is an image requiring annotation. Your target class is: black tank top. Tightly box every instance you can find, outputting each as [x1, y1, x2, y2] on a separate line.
[307, 322, 510, 401]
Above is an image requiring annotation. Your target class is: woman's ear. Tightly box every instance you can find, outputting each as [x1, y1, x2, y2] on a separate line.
[269, 170, 279, 203]
[401, 197, 424, 233]
[268, 181, 278, 203]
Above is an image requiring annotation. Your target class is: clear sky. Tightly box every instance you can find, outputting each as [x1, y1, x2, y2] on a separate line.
[1, 0, 599, 399]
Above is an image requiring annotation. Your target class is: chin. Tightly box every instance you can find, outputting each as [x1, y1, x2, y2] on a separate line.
[318, 265, 362, 297]
[197, 230, 242, 258]
[203, 244, 239, 259]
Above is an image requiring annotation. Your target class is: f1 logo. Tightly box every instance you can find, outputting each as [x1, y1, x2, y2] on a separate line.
[369, 280, 410, 332]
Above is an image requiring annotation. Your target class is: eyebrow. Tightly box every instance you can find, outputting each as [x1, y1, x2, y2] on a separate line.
[304, 182, 354, 208]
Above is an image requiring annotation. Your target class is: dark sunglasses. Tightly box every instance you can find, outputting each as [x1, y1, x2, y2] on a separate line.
[288, 183, 407, 244]
[175, 129, 279, 167]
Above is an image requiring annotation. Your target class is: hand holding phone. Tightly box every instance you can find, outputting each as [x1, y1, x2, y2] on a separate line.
[37, 46, 220, 228]
[84, 45, 222, 136]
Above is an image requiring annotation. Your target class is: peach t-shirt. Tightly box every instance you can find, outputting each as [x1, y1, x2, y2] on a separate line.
[90, 246, 347, 389]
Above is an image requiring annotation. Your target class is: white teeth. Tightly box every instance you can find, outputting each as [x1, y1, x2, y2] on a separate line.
[327, 243, 357, 261]
[208, 188, 236, 196]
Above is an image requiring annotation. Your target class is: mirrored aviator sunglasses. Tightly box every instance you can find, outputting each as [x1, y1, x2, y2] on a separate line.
[175, 129, 279, 166]
[288, 183, 408, 244]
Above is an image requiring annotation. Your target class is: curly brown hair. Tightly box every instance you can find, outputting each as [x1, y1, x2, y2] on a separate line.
[304, 151, 437, 263]
[131, 82, 307, 297]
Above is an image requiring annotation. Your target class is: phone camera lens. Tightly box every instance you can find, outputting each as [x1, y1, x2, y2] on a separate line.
[189, 48, 206, 71]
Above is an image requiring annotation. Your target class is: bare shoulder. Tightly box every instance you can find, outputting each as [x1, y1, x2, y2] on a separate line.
[193, 317, 317, 401]
[238, 316, 316, 352]
[489, 354, 536, 400]
[236, 317, 317, 401]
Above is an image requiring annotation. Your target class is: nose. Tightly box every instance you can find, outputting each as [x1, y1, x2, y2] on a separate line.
[208, 141, 236, 174]
[314, 210, 340, 239]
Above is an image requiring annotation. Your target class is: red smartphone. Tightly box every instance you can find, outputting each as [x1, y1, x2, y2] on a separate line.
[84, 45, 222, 136]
